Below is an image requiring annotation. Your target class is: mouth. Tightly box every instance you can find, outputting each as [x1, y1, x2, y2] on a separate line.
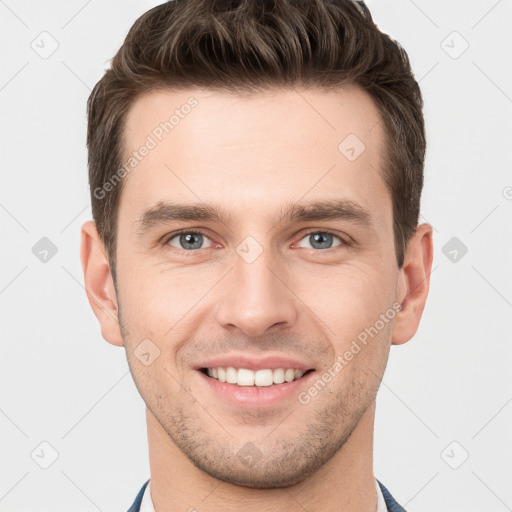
[199, 367, 315, 387]
[194, 354, 317, 407]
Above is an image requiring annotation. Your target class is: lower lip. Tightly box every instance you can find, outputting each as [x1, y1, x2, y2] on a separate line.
[197, 370, 316, 408]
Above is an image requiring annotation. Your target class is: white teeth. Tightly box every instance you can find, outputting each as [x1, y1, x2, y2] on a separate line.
[237, 368, 254, 386]
[226, 366, 237, 384]
[273, 368, 285, 384]
[205, 367, 307, 386]
[254, 369, 273, 387]
[285, 369, 296, 382]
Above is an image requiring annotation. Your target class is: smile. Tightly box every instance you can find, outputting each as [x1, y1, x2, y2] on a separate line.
[202, 367, 311, 387]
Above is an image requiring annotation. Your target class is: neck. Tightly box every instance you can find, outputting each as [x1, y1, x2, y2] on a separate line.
[146, 401, 378, 512]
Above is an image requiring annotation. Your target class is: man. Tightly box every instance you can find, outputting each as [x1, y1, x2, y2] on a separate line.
[80, 0, 433, 510]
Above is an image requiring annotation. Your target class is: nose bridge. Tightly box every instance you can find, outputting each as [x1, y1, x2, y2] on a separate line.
[214, 239, 297, 337]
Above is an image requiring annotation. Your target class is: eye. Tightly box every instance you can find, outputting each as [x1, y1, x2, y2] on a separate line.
[296, 231, 345, 250]
[167, 231, 215, 251]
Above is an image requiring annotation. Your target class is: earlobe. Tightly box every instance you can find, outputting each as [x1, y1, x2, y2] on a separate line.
[80, 221, 124, 347]
[392, 223, 434, 345]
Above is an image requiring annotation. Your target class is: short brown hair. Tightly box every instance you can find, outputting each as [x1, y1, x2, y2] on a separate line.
[87, 0, 425, 273]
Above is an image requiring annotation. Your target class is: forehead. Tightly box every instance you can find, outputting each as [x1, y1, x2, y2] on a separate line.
[119, 85, 389, 225]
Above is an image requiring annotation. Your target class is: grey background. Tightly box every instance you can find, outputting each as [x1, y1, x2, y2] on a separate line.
[1, 0, 511, 510]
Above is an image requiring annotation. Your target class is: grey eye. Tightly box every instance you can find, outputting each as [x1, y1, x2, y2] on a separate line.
[168, 232, 212, 250]
[298, 232, 342, 250]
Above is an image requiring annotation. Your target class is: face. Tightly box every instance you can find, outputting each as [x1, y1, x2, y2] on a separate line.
[93, 86, 411, 487]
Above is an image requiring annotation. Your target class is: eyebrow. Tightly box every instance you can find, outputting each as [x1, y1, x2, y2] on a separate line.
[135, 199, 373, 236]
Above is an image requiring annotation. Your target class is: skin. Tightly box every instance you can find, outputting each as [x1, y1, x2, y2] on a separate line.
[81, 85, 433, 511]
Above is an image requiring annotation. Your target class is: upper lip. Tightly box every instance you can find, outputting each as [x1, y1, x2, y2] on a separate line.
[195, 353, 316, 372]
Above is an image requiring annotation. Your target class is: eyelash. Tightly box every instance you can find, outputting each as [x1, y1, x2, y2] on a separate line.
[162, 228, 351, 251]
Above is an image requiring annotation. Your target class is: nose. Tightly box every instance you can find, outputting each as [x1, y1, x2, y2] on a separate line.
[214, 247, 298, 338]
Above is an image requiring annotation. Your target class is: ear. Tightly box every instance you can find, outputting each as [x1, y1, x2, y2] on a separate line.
[392, 223, 434, 345]
[80, 220, 124, 347]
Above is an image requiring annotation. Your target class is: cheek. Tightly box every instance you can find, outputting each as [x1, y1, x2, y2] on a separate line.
[292, 262, 397, 347]
[116, 263, 218, 342]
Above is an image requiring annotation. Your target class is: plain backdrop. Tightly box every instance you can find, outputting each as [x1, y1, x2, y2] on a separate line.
[1, 1, 511, 511]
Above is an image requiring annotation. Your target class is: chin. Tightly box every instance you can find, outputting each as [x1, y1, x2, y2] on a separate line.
[197, 463, 315, 489]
